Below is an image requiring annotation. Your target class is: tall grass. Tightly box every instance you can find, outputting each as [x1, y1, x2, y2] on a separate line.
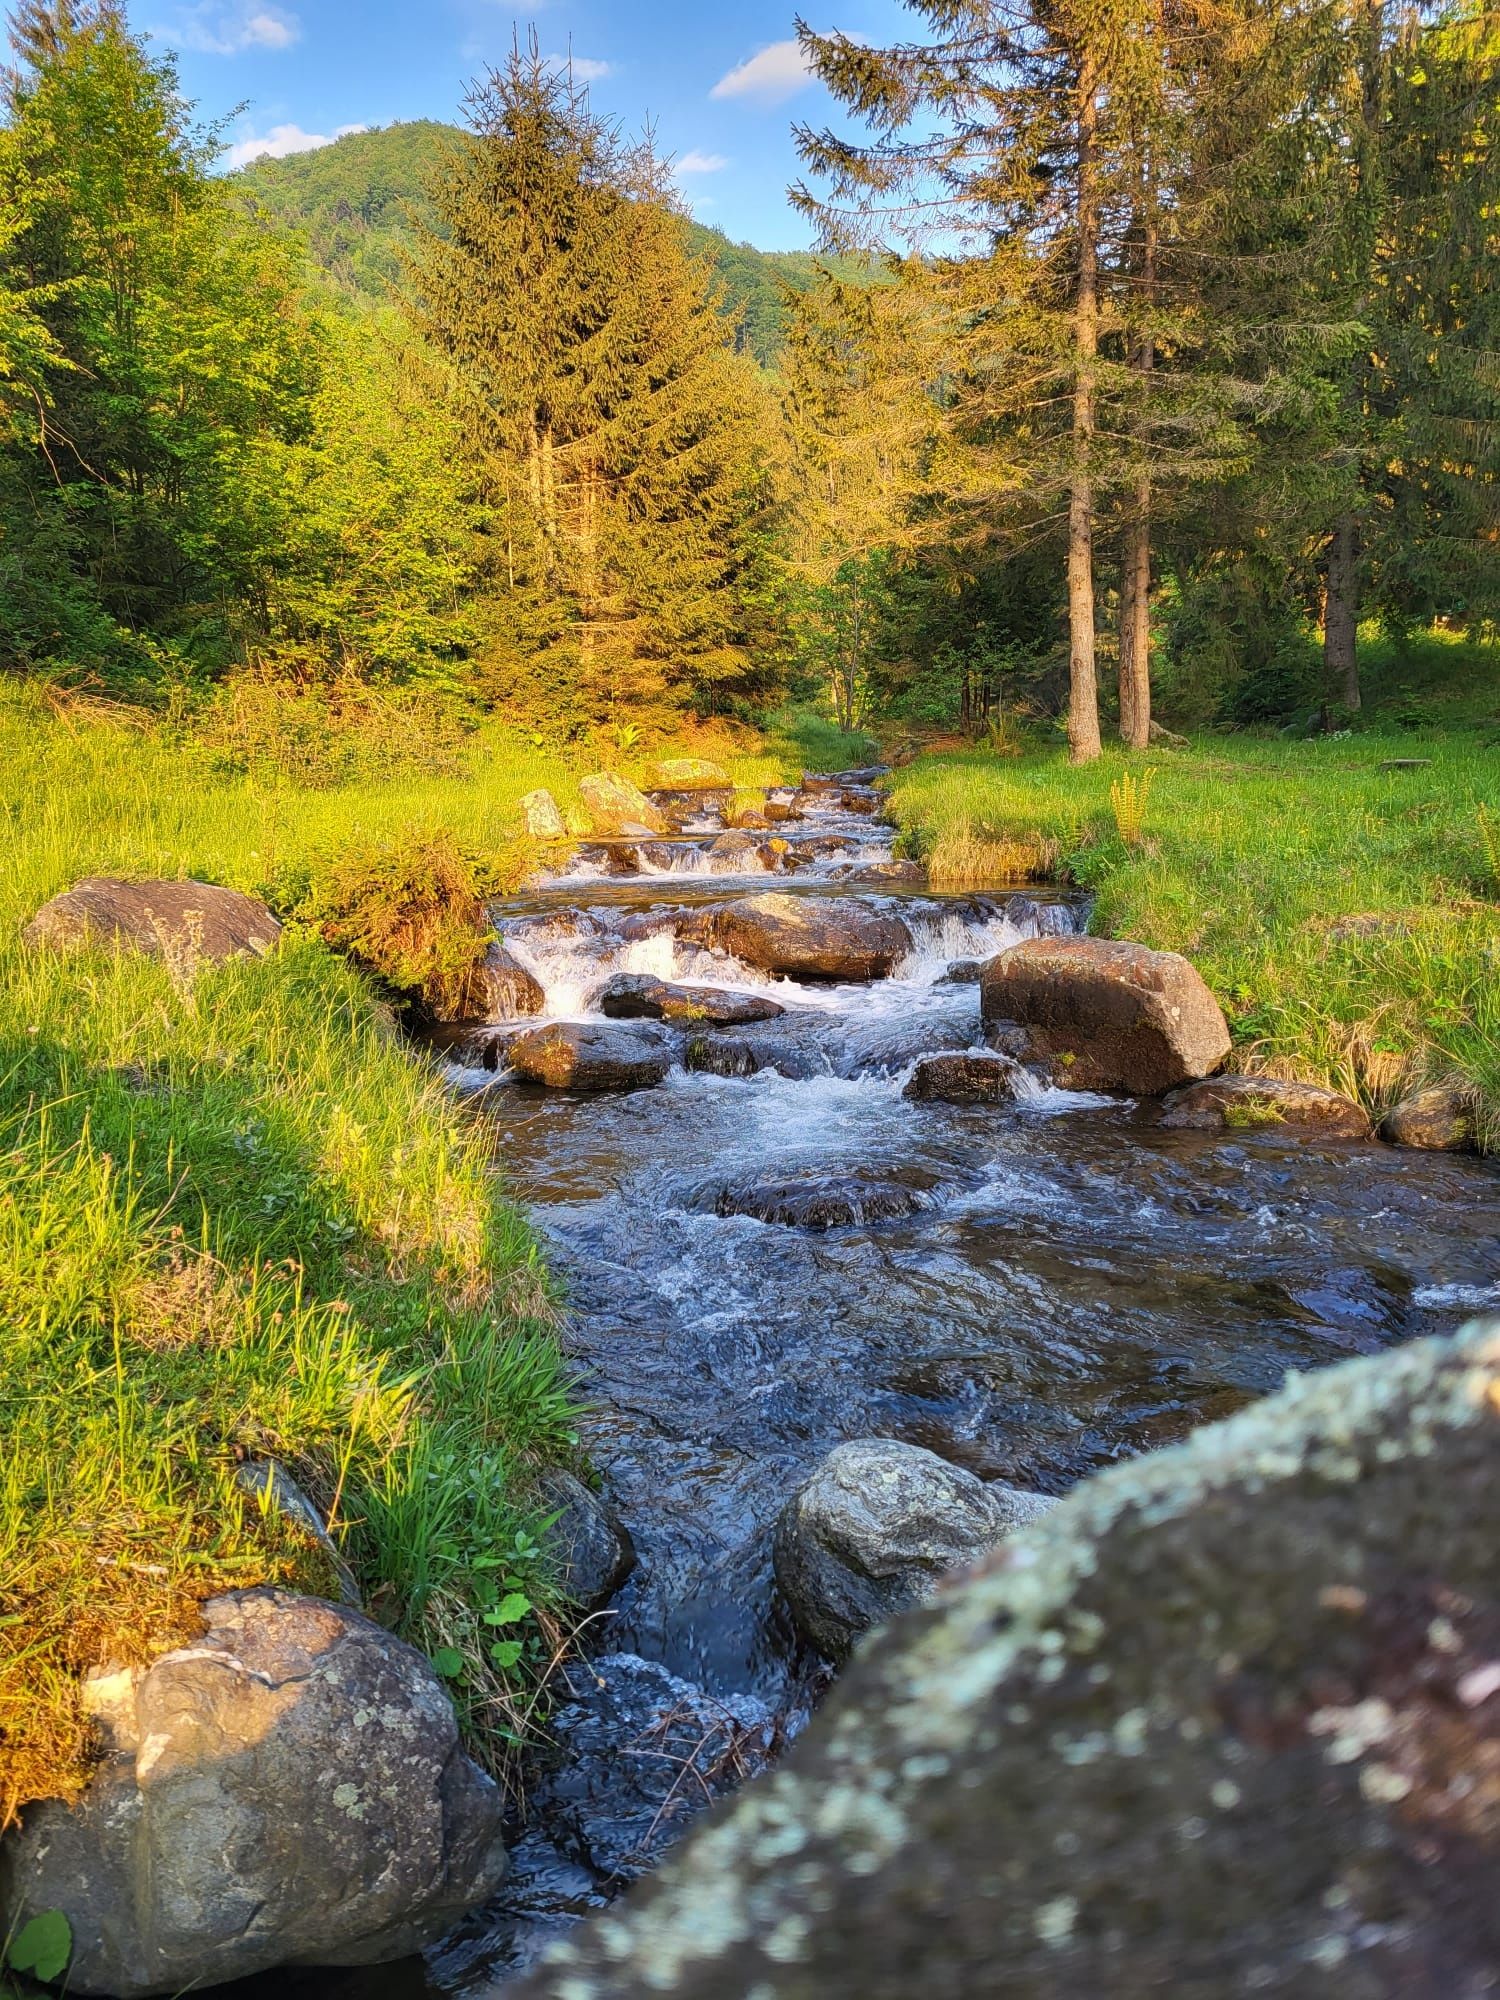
[891, 732, 1500, 1139]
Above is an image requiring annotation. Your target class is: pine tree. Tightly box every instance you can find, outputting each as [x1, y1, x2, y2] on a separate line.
[407, 42, 769, 732]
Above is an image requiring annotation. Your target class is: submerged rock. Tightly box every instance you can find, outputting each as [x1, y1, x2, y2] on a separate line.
[981, 935, 1231, 1094]
[1381, 1083, 1477, 1152]
[597, 974, 785, 1027]
[1, 1590, 505, 1997]
[509, 1023, 674, 1092]
[474, 943, 547, 1022]
[714, 1172, 926, 1231]
[514, 1317, 1500, 2000]
[538, 1469, 636, 1612]
[681, 1034, 822, 1082]
[904, 1052, 1029, 1107]
[1161, 1074, 1370, 1138]
[774, 1439, 1054, 1661]
[578, 773, 669, 837]
[520, 789, 568, 839]
[23, 877, 280, 966]
[856, 859, 925, 885]
[708, 894, 912, 982]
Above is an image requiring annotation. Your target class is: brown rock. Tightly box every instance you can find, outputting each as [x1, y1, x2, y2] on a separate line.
[1381, 1083, 1477, 1152]
[904, 1053, 1028, 1106]
[508, 1022, 673, 1091]
[1161, 1075, 1370, 1138]
[980, 936, 1230, 1095]
[578, 773, 669, 837]
[708, 894, 912, 982]
[652, 757, 731, 791]
[472, 943, 546, 1022]
[23, 878, 280, 967]
[597, 974, 784, 1027]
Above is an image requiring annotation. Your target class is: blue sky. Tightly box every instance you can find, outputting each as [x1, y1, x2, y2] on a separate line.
[130, 1, 913, 249]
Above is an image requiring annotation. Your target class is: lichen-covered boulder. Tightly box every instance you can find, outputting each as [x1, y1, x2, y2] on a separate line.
[708, 894, 912, 982]
[23, 878, 280, 967]
[578, 773, 669, 837]
[520, 789, 568, 839]
[1161, 1074, 1370, 1138]
[508, 1022, 674, 1092]
[904, 1052, 1029, 1106]
[597, 974, 784, 1027]
[652, 757, 731, 791]
[0, 1590, 505, 1998]
[773, 1440, 1054, 1660]
[515, 1319, 1500, 2000]
[981, 936, 1230, 1094]
[1381, 1083, 1476, 1152]
[537, 1469, 636, 1612]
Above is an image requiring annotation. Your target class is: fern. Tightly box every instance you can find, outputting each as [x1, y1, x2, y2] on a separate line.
[1109, 767, 1158, 847]
[1477, 801, 1500, 893]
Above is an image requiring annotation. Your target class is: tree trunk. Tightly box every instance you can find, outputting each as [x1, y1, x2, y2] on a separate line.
[1324, 511, 1362, 712]
[1118, 493, 1152, 749]
[1067, 53, 1103, 765]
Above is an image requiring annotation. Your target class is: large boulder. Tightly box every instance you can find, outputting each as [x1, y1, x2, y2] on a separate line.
[578, 773, 669, 837]
[981, 935, 1230, 1094]
[520, 789, 568, 839]
[597, 973, 784, 1027]
[774, 1440, 1054, 1660]
[473, 942, 547, 1022]
[515, 1318, 1500, 2000]
[537, 1469, 636, 1613]
[23, 878, 280, 967]
[0, 1590, 505, 1998]
[652, 757, 731, 791]
[1161, 1074, 1370, 1138]
[904, 1052, 1029, 1106]
[708, 894, 913, 982]
[1381, 1083, 1477, 1152]
[508, 1022, 674, 1092]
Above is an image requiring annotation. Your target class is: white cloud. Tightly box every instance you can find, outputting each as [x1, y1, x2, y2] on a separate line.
[547, 54, 611, 81]
[676, 149, 728, 175]
[167, 4, 300, 54]
[709, 39, 812, 105]
[227, 121, 366, 169]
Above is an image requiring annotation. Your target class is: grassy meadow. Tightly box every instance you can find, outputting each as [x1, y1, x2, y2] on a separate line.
[891, 723, 1500, 1141]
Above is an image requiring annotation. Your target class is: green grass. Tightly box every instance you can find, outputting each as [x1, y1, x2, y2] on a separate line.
[890, 729, 1500, 1140]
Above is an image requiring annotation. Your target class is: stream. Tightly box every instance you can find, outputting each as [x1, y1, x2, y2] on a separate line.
[260, 770, 1500, 2000]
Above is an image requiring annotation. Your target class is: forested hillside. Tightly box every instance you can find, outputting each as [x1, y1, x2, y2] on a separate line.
[234, 119, 873, 367]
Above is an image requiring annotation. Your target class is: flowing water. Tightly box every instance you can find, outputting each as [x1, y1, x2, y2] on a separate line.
[259, 774, 1500, 1999]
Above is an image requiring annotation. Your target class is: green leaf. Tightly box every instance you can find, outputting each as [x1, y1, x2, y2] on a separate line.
[488, 1638, 523, 1670]
[430, 1646, 465, 1679]
[8, 1909, 73, 1982]
[487, 1591, 531, 1626]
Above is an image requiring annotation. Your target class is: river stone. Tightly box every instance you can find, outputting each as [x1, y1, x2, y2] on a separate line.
[980, 935, 1231, 1094]
[835, 765, 890, 785]
[520, 789, 568, 839]
[652, 757, 731, 791]
[774, 1440, 1054, 1662]
[715, 1172, 926, 1231]
[514, 1317, 1500, 2000]
[708, 894, 912, 982]
[597, 974, 785, 1027]
[23, 877, 280, 966]
[1161, 1074, 1370, 1138]
[1381, 1083, 1476, 1152]
[904, 1053, 1029, 1106]
[537, 1469, 636, 1612]
[708, 830, 768, 868]
[855, 860, 924, 885]
[938, 958, 985, 985]
[474, 942, 547, 1022]
[508, 1023, 674, 1092]
[0, 1589, 505, 1998]
[578, 773, 669, 837]
[839, 790, 881, 816]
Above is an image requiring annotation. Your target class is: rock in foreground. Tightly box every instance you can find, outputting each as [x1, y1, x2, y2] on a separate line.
[774, 1439, 1053, 1660]
[904, 1052, 1029, 1106]
[508, 1022, 674, 1091]
[23, 877, 280, 966]
[708, 893, 912, 982]
[715, 1172, 926, 1231]
[1, 1590, 505, 1998]
[1161, 1074, 1370, 1138]
[515, 1318, 1500, 2000]
[597, 973, 785, 1026]
[981, 935, 1230, 1094]
[1381, 1082, 1476, 1152]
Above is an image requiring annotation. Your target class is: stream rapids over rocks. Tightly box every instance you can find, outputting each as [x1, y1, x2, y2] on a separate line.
[262, 772, 1500, 2000]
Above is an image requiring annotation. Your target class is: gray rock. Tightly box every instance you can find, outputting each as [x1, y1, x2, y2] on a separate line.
[708, 894, 912, 982]
[904, 1052, 1028, 1106]
[1381, 1082, 1477, 1152]
[23, 878, 280, 967]
[980, 935, 1231, 1094]
[515, 1317, 1500, 2000]
[1161, 1074, 1370, 1138]
[773, 1439, 1053, 1660]
[538, 1469, 636, 1612]
[520, 789, 568, 839]
[508, 1022, 674, 1092]
[0, 1589, 505, 1997]
[714, 1173, 927, 1232]
[597, 974, 784, 1027]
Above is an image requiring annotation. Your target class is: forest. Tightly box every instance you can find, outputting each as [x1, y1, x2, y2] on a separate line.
[0, 0, 1492, 751]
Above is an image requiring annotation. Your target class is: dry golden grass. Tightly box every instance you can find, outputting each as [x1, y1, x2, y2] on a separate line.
[926, 821, 1059, 889]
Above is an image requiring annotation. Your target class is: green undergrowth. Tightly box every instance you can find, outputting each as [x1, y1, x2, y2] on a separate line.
[890, 730, 1500, 1142]
[0, 691, 590, 1817]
